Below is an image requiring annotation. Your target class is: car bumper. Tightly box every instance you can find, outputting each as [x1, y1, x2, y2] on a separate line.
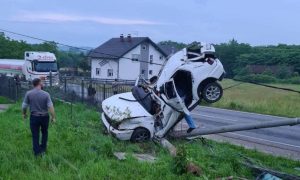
[101, 113, 134, 141]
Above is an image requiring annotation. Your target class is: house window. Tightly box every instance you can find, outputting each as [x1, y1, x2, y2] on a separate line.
[150, 55, 153, 64]
[96, 68, 101, 76]
[142, 45, 146, 50]
[149, 70, 153, 75]
[132, 54, 140, 61]
[141, 69, 145, 74]
[159, 55, 163, 60]
[107, 69, 113, 77]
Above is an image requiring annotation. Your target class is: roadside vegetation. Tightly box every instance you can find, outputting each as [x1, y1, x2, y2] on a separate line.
[0, 101, 299, 179]
[0, 96, 12, 104]
[208, 79, 300, 117]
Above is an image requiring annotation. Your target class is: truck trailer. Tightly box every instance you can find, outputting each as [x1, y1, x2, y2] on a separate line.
[0, 51, 59, 86]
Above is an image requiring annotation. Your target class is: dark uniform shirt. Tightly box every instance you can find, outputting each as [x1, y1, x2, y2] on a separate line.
[22, 88, 53, 116]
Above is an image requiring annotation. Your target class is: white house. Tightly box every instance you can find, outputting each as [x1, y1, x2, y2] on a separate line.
[89, 35, 169, 80]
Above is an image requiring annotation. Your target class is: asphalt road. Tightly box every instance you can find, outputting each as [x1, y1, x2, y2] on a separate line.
[187, 106, 300, 160]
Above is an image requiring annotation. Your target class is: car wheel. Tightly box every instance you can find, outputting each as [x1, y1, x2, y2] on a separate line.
[201, 82, 223, 103]
[130, 128, 151, 143]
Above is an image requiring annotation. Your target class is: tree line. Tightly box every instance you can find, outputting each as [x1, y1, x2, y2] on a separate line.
[1, 34, 299, 84]
[0, 35, 89, 73]
[159, 40, 300, 84]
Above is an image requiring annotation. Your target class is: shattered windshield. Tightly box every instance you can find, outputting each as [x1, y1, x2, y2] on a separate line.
[33, 61, 58, 72]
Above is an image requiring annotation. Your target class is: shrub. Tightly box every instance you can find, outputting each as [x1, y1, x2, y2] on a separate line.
[276, 66, 293, 79]
[173, 145, 188, 174]
[235, 74, 277, 83]
[285, 76, 300, 84]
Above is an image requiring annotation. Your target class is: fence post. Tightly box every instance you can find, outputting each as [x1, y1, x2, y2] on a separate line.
[81, 78, 84, 103]
[14, 79, 18, 102]
[64, 76, 67, 94]
[103, 84, 106, 101]
[8, 78, 11, 100]
[49, 71, 52, 87]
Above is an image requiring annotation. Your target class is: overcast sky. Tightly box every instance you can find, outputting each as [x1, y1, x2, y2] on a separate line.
[1, 0, 300, 47]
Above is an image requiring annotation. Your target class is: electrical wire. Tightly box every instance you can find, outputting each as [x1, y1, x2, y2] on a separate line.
[1, 28, 299, 94]
[0, 28, 164, 66]
[222, 78, 300, 94]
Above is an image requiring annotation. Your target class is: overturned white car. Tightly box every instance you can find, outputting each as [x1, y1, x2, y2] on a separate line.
[102, 43, 225, 142]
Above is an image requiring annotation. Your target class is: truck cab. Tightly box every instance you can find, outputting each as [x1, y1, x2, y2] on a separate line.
[23, 51, 59, 86]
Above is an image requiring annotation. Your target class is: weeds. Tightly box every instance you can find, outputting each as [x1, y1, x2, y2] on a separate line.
[173, 145, 188, 174]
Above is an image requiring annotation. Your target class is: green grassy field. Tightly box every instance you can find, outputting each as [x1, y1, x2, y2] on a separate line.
[208, 79, 300, 117]
[0, 101, 299, 179]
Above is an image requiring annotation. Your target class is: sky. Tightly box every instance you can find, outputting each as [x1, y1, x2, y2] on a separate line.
[1, 0, 300, 47]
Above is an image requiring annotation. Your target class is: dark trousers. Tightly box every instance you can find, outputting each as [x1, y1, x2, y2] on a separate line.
[30, 115, 49, 155]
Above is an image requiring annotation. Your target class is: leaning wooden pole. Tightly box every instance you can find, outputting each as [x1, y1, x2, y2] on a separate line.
[160, 138, 177, 156]
[170, 118, 300, 138]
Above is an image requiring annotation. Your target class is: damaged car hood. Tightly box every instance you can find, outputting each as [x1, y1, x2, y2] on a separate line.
[102, 92, 152, 122]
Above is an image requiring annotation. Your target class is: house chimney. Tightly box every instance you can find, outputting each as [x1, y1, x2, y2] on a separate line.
[120, 34, 124, 42]
[127, 34, 132, 42]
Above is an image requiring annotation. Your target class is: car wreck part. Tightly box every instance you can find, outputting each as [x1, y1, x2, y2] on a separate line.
[130, 127, 151, 142]
[201, 81, 223, 103]
[154, 100, 182, 138]
[101, 45, 225, 142]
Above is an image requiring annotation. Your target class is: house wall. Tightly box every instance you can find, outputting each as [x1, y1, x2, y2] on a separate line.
[91, 59, 118, 79]
[118, 45, 141, 80]
[148, 44, 165, 78]
[140, 43, 149, 79]
[90, 41, 166, 80]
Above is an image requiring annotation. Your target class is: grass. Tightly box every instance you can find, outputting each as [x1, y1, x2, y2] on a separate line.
[0, 96, 13, 104]
[208, 79, 300, 117]
[0, 101, 299, 179]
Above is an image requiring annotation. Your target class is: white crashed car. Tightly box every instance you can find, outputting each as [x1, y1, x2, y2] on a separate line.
[102, 43, 225, 142]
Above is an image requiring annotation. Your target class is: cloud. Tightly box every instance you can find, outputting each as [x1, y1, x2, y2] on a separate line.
[11, 12, 163, 25]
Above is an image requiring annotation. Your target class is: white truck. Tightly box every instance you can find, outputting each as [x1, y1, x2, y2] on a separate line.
[0, 51, 59, 86]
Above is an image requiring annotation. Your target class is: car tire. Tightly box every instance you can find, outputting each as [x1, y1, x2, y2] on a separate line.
[201, 81, 223, 103]
[130, 128, 151, 143]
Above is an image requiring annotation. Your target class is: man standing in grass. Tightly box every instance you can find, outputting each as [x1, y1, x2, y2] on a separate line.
[22, 78, 56, 156]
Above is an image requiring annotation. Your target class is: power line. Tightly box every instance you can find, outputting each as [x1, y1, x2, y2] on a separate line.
[2, 28, 299, 94]
[234, 79, 300, 94]
[223, 78, 300, 94]
[0, 28, 164, 66]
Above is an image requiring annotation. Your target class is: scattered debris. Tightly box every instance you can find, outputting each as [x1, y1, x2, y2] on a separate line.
[241, 156, 300, 180]
[113, 152, 126, 160]
[256, 172, 281, 180]
[113, 152, 156, 163]
[133, 154, 156, 163]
